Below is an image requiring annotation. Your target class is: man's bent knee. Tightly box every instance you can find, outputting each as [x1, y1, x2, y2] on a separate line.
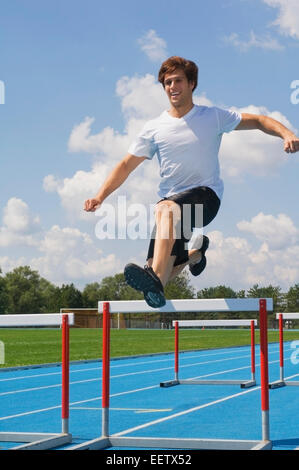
[155, 200, 181, 239]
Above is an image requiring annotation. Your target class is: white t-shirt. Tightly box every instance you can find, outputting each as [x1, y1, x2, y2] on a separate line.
[128, 105, 242, 200]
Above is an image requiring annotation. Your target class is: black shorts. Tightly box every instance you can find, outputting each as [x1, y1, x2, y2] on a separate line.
[147, 186, 220, 267]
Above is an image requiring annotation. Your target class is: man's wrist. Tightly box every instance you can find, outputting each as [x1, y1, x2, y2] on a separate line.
[94, 194, 104, 205]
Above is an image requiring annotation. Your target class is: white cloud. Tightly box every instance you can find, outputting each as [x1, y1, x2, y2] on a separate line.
[0, 256, 27, 273]
[237, 212, 299, 250]
[3, 198, 40, 233]
[0, 197, 123, 285]
[137, 29, 168, 62]
[199, 230, 252, 288]
[225, 1, 299, 52]
[263, 0, 299, 39]
[220, 104, 295, 178]
[30, 224, 123, 284]
[68, 116, 131, 160]
[198, 215, 299, 290]
[0, 198, 40, 247]
[38, 225, 92, 255]
[43, 162, 111, 221]
[224, 30, 284, 51]
[116, 74, 168, 120]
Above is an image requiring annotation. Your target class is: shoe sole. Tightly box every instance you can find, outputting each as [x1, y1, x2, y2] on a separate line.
[124, 264, 166, 308]
[144, 291, 166, 309]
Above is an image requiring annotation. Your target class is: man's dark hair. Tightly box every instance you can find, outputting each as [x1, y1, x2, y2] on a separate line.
[158, 56, 198, 92]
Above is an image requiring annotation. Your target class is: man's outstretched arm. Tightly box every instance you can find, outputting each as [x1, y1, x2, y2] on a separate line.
[235, 113, 299, 154]
[84, 153, 147, 212]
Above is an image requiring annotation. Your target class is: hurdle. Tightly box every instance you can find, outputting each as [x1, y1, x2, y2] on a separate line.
[269, 313, 299, 389]
[0, 313, 73, 450]
[160, 319, 257, 388]
[69, 298, 273, 451]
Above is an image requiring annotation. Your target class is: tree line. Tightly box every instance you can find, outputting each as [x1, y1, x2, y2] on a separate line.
[0, 265, 298, 316]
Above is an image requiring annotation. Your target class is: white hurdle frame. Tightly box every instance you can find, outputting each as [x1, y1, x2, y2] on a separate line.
[160, 319, 257, 388]
[69, 298, 273, 451]
[0, 313, 74, 450]
[269, 313, 299, 389]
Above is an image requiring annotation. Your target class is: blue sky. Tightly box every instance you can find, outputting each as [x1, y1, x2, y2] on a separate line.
[0, 0, 298, 292]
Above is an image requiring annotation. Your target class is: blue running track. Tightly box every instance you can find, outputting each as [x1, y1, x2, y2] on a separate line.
[0, 341, 298, 451]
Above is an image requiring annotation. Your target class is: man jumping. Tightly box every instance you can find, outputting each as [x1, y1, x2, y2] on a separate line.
[84, 56, 299, 308]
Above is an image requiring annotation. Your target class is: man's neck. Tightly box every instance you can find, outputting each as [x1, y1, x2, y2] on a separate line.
[168, 102, 194, 118]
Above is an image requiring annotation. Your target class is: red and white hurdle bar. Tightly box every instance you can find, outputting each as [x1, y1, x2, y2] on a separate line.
[269, 312, 299, 389]
[0, 313, 73, 450]
[160, 319, 257, 388]
[69, 298, 273, 451]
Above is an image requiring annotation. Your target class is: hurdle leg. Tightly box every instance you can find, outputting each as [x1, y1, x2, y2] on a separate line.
[279, 314, 284, 382]
[4, 314, 73, 449]
[259, 299, 270, 442]
[102, 301, 110, 437]
[160, 321, 179, 387]
[240, 320, 256, 388]
[62, 315, 70, 434]
[269, 313, 286, 389]
[64, 303, 112, 450]
[251, 320, 256, 383]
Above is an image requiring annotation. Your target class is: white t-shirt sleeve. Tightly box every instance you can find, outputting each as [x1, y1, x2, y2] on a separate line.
[215, 107, 242, 134]
[128, 123, 157, 160]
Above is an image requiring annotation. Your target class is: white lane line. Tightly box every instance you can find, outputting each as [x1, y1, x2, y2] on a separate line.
[0, 385, 158, 421]
[0, 344, 289, 397]
[0, 358, 286, 422]
[114, 370, 299, 437]
[0, 354, 256, 397]
[112, 387, 260, 437]
[0, 343, 282, 383]
[0, 353, 244, 383]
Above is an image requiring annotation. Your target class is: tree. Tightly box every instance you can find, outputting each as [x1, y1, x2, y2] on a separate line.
[0, 269, 8, 314]
[285, 284, 299, 312]
[59, 283, 84, 308]
[246, 284, 283, 311]
[97, 273, 143, 301]
[197, 285, 237, 299]
[196, 285, 239, 320]
[164, 271, 195, 300]
[5, 266, 46, 314]
[39, 279, 62, 313]
[82, 282, 102, 308]
[246, 284, 284, 326]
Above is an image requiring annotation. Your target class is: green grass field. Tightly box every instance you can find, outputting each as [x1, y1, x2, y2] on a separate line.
[1, 328, 299, 368]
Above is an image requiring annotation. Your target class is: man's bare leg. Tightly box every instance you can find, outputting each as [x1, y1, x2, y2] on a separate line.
[150, 200, 181, 287]
[148, 248, 202, 282]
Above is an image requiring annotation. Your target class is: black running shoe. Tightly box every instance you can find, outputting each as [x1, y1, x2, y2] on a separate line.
[124, 263, 166, 308]
[189, 235, 209, 277]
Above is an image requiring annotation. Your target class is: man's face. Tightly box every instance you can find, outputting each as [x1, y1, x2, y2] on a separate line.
[163, 69, 194, 108]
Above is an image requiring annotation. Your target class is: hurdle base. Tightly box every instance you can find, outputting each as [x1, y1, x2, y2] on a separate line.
[269, 380, 299, 389]
[269, 380, 286, 389]
[160, 379, 256, 389]
[68, 435, 272, 451]
[0, 432, 72, 450]
[160, 379, 179, 387]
